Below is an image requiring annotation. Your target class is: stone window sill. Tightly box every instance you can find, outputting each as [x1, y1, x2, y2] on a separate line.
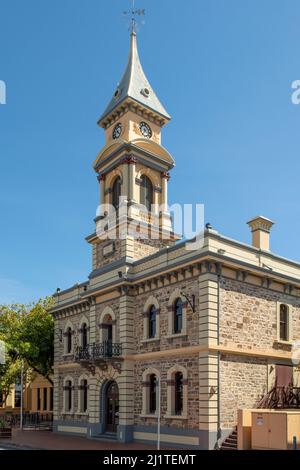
[274, 340, 292, 346]
[164, 414, 188, 420]
[140, 413, 159, 419]
[76, 412, 89, 416]
[62, 412, 74, 416]
[166, 333, 187, 340]
[141, 337, 160, 344]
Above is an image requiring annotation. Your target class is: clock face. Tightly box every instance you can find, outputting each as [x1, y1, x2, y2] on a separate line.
[139, 121, 152, 139]
[112, 123, 122, 140]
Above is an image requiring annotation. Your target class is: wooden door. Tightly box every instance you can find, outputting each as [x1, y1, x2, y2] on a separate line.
[276, 365, 293, 387]
[105, 382, 119, 433]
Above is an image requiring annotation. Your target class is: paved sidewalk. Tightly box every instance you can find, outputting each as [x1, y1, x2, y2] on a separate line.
[0, 429, 164, 450]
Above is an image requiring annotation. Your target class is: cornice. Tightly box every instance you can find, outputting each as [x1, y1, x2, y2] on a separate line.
[94, 143, 174, 174]
[98, 98, 169, 130]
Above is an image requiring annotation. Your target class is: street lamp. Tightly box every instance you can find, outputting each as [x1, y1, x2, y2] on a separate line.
[20, 359, 24, 431]
[157, 378, 161, 451]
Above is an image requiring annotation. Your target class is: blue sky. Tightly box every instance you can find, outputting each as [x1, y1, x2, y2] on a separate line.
[0, 0, 300, 303]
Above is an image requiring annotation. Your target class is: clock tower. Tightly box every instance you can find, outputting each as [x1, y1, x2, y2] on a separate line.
[87, 32, 179, 272]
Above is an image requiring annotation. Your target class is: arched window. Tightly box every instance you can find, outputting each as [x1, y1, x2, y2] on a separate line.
[174, 372, 183, 415]
[65, 380, 73, 412]
[174, 298, 183, 334]
[80, 379, 88, 413]
[112, 176, 121, 210]
[280, 304, 288, 341]
[166, 366, 188, 417]
[149, 374, 157, 414]
[81, 323, 88, 349]
[140, 175, 153, 212]
[149, 305, 156, 339]
[66, 327, 72, 354]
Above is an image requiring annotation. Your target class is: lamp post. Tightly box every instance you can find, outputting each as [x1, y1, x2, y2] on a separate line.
[20, 359, 24, 431]
[157, 378, 161, 451]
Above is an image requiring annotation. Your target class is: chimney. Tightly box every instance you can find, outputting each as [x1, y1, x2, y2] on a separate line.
[247, 216, 274, 251]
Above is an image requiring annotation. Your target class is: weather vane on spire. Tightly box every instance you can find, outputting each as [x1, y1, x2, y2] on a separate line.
[123, 0, 145, 34]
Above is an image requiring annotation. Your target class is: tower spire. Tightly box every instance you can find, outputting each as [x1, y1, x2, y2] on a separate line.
[98, 18, 170, 128]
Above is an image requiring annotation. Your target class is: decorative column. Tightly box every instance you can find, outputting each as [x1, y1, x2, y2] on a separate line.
[97, 174, 106, 205]
[88, 297, 97, 344]
[160, 172, 172, 232]
[122, 155, 137, 202]
[161, 172, 170, 208]
[87, 297, 98, 437]
[121, 158, 129, 199]
[127, 156, 137, 203]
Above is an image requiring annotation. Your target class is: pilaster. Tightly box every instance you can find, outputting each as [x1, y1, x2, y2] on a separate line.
[198, 272, 219, 346]
[88, 298, 97, 344]
[118, 293, 135, 442]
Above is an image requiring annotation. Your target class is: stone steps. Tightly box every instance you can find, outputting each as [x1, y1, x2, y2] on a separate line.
[220, 427, 237, 450]
[92, 433, 117, 443]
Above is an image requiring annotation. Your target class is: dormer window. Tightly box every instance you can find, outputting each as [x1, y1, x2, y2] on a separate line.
[141, 87, 150, 98]
[114, 88, 121, 99]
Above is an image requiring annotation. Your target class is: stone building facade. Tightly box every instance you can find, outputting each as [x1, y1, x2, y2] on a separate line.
[50, 31, 300, 449]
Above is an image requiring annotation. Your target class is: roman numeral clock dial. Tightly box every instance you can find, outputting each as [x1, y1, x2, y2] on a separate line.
[139, 121, 152, 138]
[112, 123, 122, 139]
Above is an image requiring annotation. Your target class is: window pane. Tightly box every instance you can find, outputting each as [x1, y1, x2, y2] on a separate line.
[174, 299, 183, 334]
[280, 305, 288, 341]
[66, 381, 72, 411]
[50, 388, 53, 411]
[149, 374, 157, 413]
[83, 380, 88, 413]
[112, 177, 121, 210]
[14, 382, 21, 408]
[82, 323, 88, 348]
[37, 388, 41, 411]
[67, 328, 72, 353]
[43, 388, 47, 411]
[149, 306, 156, 338]
[175, 373, 183, 415]
[140, 176, 153, 212]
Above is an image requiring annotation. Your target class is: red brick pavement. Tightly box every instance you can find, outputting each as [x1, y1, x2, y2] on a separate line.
[0, 429, 167, 450]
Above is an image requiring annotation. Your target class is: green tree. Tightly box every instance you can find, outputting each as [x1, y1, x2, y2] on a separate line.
[0, 298, 54, 404]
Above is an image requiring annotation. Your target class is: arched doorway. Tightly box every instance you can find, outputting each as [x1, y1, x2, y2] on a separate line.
[105, 381, 119, 433]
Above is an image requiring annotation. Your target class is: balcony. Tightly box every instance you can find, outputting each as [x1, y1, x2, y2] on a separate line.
[75, 342, 122, 363]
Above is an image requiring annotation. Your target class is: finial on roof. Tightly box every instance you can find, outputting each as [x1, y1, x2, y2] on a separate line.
[123, 0, 146, 35]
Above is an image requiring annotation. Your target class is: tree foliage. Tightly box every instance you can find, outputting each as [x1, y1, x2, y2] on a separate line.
[0, 298, 54, 404]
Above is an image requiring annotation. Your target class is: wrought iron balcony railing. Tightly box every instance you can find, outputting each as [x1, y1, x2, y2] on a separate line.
[257, 385, 300, 409]
[75, 342, 122, 362]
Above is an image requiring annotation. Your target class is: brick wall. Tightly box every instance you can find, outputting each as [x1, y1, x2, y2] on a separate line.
[220, 354, 267, 428]
[134, 356, 199, 430]
[133, 278, 199, 353]
[220, 277, 300, 350]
